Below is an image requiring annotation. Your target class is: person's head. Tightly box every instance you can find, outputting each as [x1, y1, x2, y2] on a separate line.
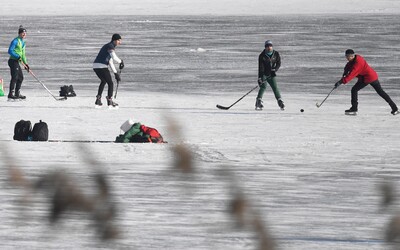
[345, 49, 355, 61]
[18, 25, 27, 39]
[112, 33, 122, 46]
[264, 40, 273, 52]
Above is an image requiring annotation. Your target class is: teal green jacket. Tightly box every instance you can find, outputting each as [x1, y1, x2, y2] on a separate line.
[115, 123, 144, 143]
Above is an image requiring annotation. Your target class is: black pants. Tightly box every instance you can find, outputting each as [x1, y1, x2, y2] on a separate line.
[8, 59, 23, 93]
[351, 79, 397, 111]
[94, 68, 114, 98]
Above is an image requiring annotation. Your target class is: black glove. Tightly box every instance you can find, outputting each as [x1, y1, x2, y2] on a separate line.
[24, 64, 30, 72]
[257, 78, 263, 86]
[119, 60, 124, 70]
[114, 73, 121, 82]
[334, 80, 342, 88]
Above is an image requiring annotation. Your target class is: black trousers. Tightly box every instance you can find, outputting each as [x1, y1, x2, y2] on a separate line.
[93, 68, 114, 98]
[351, 79, 397, 111]
[8, 59, 23, 93]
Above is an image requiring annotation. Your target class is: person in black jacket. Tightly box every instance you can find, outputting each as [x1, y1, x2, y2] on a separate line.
[256, 40, 284, 110]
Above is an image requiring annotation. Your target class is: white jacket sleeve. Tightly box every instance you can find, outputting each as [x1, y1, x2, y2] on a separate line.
[110, 51, 122, 64]
[109, 58, 118, 74]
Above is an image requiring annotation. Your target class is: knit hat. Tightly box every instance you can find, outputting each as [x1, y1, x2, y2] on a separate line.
[264, 40, 273, 47]
[112, 33, 122, 41]
[120, 118, 135, 133]
[18, 25, 26, 34]
[345, 49, 355, 56]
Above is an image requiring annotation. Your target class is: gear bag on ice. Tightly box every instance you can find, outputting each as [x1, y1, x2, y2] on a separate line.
[140, 125, 164, 143]
[59, 85, 76, 97]
[31, 120, 49, 141]
[13, 120, 32, 141]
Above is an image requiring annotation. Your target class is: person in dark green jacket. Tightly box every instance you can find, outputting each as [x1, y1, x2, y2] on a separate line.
[115, 123, 149, 143]
[256, 40, 284, 111]
[8, 25, 30, 100]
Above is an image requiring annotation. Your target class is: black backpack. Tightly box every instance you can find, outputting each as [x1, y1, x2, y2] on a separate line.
[31, 120, 49, 141]
[59, 85, 76, 97]
[13, 120, 32, 141]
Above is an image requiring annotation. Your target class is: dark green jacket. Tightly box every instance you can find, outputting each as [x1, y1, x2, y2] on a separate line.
[115, 123, 144, 143]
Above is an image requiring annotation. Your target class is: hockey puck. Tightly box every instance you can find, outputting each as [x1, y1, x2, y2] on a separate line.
[300, 109, 304, 112]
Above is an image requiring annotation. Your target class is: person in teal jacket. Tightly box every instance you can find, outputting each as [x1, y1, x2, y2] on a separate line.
[8, 25, 30, 100]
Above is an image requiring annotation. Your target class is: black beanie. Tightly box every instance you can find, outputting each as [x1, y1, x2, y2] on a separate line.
[18, 25, 26, 34]
[345, 49, 355, 55]
[112, 34, 122, 41]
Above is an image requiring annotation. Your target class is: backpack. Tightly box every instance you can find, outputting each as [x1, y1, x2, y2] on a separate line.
[59, 85, 76, 97]
[13, 120, 32, 141]
[140, 125, 164, 143]
[31, 120, 49, 141]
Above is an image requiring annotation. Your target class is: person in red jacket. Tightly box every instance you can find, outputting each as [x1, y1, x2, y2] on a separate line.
[334, 49, 398, 115]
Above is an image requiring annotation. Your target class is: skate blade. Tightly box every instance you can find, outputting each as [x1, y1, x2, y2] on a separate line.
[345, 112, 357, 116]
[95, 105, 103, 109]
[392, 111, 399, 116]
[108, 106, 119, 110]
[255, 107, 263, 111]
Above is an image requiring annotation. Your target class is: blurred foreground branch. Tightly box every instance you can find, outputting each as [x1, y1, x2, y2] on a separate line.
[166, 117, 276, 250]
[1, 144, 120, 241]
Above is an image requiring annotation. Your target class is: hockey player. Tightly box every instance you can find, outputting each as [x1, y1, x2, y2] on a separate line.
[256, 40, 284, 110]
[8, 25, 29, 100]
[335, 49, 398, 115]
[93, 34, 124, 108]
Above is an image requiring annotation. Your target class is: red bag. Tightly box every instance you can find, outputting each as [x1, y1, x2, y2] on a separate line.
[140, 125, 164, 143]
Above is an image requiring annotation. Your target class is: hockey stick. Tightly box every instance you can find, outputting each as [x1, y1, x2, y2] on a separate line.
[216, 85, 259, 110]
[316, 86, 336, 108]
[21, 62, 67, 101]
[114, 69, 121, 99]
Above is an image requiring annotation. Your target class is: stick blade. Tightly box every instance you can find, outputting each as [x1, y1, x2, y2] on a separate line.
[216, 104, 230, 110]
[316, 102, 321, 108]
[57, 96, 68, 101]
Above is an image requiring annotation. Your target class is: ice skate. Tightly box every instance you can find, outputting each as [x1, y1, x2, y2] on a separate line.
[95, 95, 103, 108]
[106, 96, 119, 109]
[391, 108, 399, 116]
[277, 98, 285, 110]
[345, 107, 357, 116]
[16, 90, 26, 100]
[7, 91, 20, 102]
[255, 98, 263, 110]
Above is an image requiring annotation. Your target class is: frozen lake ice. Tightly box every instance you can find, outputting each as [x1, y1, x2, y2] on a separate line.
[0, 14, 400, 249]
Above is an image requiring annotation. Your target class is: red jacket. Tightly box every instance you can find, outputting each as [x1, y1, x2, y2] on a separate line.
[342, 55, 378, 84]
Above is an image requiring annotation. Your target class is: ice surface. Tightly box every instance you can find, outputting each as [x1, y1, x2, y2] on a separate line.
[0, 15, 400, 250]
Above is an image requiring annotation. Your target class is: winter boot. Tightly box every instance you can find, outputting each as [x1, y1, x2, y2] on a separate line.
[255, 98, 263, 110]
[95, 95, 103, 106]
[106, 96, 118, 107]
[16, 90, 26, 100]
[7, 90, 18, 101]
[277, 98, 285, 110]
[345, 107, 358, 115]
